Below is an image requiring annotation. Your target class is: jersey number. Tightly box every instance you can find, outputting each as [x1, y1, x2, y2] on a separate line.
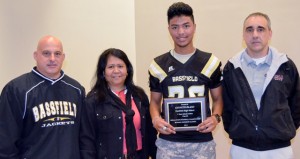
[168, 85, 204, 98]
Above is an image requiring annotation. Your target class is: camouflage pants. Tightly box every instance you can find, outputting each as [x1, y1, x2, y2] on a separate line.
[156, 138, 216, 159]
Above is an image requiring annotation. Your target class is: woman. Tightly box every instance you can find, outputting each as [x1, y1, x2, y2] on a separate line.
[80, 48, 157, 159]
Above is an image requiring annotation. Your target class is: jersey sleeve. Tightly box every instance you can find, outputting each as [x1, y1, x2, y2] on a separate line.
[79, 96, 97, 159]
[0, 84, 23, 159]
[148, 59, 167, 93]
[209, 61, 222, 89]
[201, 54, 222, 89]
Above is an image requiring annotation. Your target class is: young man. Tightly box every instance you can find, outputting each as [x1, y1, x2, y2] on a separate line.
[148, 2, 223, 159]
[0, 35, 85, 159]
[222, 12, 300, 159]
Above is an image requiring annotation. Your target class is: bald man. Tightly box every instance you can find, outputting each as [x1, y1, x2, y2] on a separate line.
[0, 35, 85, 159]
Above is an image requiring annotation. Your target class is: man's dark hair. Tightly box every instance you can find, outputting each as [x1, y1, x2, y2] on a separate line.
[244, 12, 271, 30]
[167, 2, 194, 24]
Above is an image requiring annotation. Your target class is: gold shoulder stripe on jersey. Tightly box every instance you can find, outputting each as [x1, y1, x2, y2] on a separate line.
[201, 55, 220, 78]
[149, 60, 167, 83]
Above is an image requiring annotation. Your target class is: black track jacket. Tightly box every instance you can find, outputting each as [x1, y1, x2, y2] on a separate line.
[0, 67, 85, 159]
[222, 48, 300, 151]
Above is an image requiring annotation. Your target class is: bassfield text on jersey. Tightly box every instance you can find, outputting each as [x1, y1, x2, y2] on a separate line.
[32, 101, 77, 122]
[172, 76, 198, 82]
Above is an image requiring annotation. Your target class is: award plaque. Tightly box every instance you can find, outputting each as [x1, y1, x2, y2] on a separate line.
[164, 97, 206, 131]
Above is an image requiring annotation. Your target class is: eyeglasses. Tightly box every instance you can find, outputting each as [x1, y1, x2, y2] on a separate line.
[41, 51, 64, 58]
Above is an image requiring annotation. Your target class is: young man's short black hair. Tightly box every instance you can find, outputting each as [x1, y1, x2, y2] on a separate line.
[167, 2, 194, 24]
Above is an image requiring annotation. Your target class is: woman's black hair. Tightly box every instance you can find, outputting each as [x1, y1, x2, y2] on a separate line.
[88, 48, 144, 101]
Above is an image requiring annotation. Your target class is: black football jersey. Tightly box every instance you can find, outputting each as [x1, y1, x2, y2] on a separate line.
[149, 49, 221, 99]
[148, 49, 222, 142]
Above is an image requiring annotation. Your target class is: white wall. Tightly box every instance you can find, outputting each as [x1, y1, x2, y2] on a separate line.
[0, 0, 136, 90]
[1, 0, 300, 158]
